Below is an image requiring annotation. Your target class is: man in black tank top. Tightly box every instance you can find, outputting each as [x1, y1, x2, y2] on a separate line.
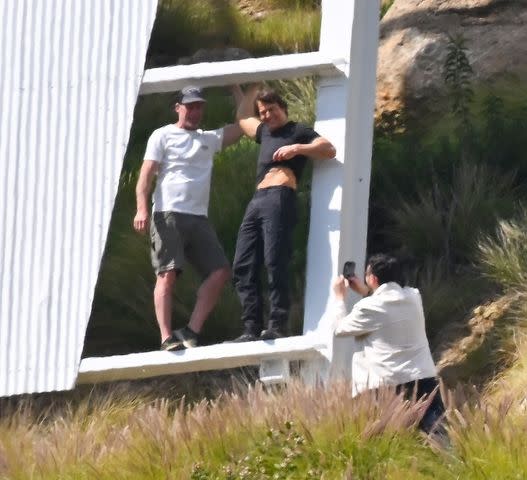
[228, 86, 336, 342]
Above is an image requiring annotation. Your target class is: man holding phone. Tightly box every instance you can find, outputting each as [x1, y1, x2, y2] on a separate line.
[332, 254, 445, 434]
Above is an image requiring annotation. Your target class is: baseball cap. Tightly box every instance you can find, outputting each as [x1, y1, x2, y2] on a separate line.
[178, 86, 206, 104]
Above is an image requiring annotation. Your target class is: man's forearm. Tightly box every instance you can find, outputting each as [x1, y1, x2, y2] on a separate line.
[236, 84, 259, 120]
[298, 138, 336, 159]
[135, 161, 157, 212]
[136, 181, 150, 214]
[231, 84, 244, 110]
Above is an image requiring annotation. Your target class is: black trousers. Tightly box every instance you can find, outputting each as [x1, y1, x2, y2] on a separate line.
[232, 187, 297, 335]
[396, 377, 446, 434]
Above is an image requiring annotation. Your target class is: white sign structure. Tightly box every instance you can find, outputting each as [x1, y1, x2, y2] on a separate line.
[0, 0, 381, 396]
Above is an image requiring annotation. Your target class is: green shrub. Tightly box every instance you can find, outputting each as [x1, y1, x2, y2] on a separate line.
[478, 209, 527, 291]
[236, 9, 320, 56]
[381, 0, 395, 18]
[406, 259, 490, 342]
[390, 162, 518, 267]
[148, 0, 320, 67]
[448, 399, 527, 479]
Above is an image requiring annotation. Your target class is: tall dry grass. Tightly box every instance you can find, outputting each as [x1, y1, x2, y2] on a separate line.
[478, 209, 527, 291]
[477, 210, 527, 414]
[0, 381, 445, 480]
[2, 379, 527, 478]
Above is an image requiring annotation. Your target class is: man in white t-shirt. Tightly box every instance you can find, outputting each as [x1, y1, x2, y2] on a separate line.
[134, 86, 243, 351]
[332, 254, 445, 433]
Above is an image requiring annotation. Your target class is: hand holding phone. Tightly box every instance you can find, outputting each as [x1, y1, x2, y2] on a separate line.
[342, 261, 356, 280]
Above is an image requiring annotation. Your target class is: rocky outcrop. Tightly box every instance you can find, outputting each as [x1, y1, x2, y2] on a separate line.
[434, 293, 519, 385]
[376, 0, 527, 116]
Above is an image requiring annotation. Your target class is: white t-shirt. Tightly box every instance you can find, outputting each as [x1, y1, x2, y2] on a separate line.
[332, 282, 437, 395]
[144, 124, 224, 215]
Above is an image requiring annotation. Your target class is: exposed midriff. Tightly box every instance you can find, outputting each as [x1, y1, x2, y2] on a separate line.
[256, 166, 297, 190]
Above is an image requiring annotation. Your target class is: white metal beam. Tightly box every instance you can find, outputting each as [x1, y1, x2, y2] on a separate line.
[139, 51, 345, 94]
[78, 336, 327, 384]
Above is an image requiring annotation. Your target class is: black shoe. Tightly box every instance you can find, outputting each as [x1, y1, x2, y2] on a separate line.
[225, 333, 258, 343]
[260, 328, 286, 340]
[160, 335, 184, 351]
[173, 326, 199, 349]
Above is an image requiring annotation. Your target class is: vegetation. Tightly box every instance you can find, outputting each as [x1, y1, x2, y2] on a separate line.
[1, 380, 526, 479]
[477, 211, 527, 409]
[369, 32, 527, 347]
[148, 0, 321, 67]
[381, 0, 395, 18]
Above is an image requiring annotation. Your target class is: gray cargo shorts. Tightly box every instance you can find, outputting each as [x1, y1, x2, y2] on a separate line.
[150, 211, 229, 278]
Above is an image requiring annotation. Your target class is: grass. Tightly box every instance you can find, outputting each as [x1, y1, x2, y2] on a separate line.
[1, 379, 527, 479]
[478, 209, 527, 291]
[369, 88, 527, 360]
[381, 0, 395, 18]
[406, 259, 491, 343]
[235, 9, 320, 56]
[474, 211, 527, 409]
[148, 0, 321, 67]
[389, 162, 518, 266]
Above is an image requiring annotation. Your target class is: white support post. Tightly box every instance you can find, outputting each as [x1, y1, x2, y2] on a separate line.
[259, 359, 290, 385]
[303, 0, 381, 379]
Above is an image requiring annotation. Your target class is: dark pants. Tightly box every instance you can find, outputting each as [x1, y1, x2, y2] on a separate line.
[396, 377, 446, 434]
[232, 187, 297, 335]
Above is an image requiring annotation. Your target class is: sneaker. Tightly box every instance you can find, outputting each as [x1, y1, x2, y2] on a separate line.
[172, 326, 199, 349]
[224, 332, 258, 343]
[260, 328, 286, 340]
[160, 335, 184, 351]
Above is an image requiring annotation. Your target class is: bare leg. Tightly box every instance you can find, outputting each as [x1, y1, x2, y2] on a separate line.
[188, 266, 231, 333]
[154, 270, 177, 342]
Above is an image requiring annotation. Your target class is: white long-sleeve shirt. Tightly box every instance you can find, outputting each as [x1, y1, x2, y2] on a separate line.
[333, 282, 437, 395]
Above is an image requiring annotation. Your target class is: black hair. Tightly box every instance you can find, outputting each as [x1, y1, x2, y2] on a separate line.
[367, 254, 403, 285]
[254, 89, 288, 115]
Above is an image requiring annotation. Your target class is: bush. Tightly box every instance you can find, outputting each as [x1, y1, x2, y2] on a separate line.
[148, 0, 321, 67]
[390, 162, 518, 268]
[478, 209, 527, 291]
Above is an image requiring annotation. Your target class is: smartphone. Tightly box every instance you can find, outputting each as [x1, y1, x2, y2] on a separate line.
[342, 261, 356, 279]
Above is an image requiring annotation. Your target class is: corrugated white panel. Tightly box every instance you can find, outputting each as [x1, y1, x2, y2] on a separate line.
[0, 0, 158, 397]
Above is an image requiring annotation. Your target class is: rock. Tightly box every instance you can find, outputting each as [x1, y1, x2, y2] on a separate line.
[236, 0, 270, 20]
[376, 0, 527, 117]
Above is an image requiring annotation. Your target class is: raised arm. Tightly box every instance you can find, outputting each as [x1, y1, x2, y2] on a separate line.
[273, 136, 336, 162]
[236, 84, 262, 139]
[133, 160, 159, 234]
[221, 85, 245, 148]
